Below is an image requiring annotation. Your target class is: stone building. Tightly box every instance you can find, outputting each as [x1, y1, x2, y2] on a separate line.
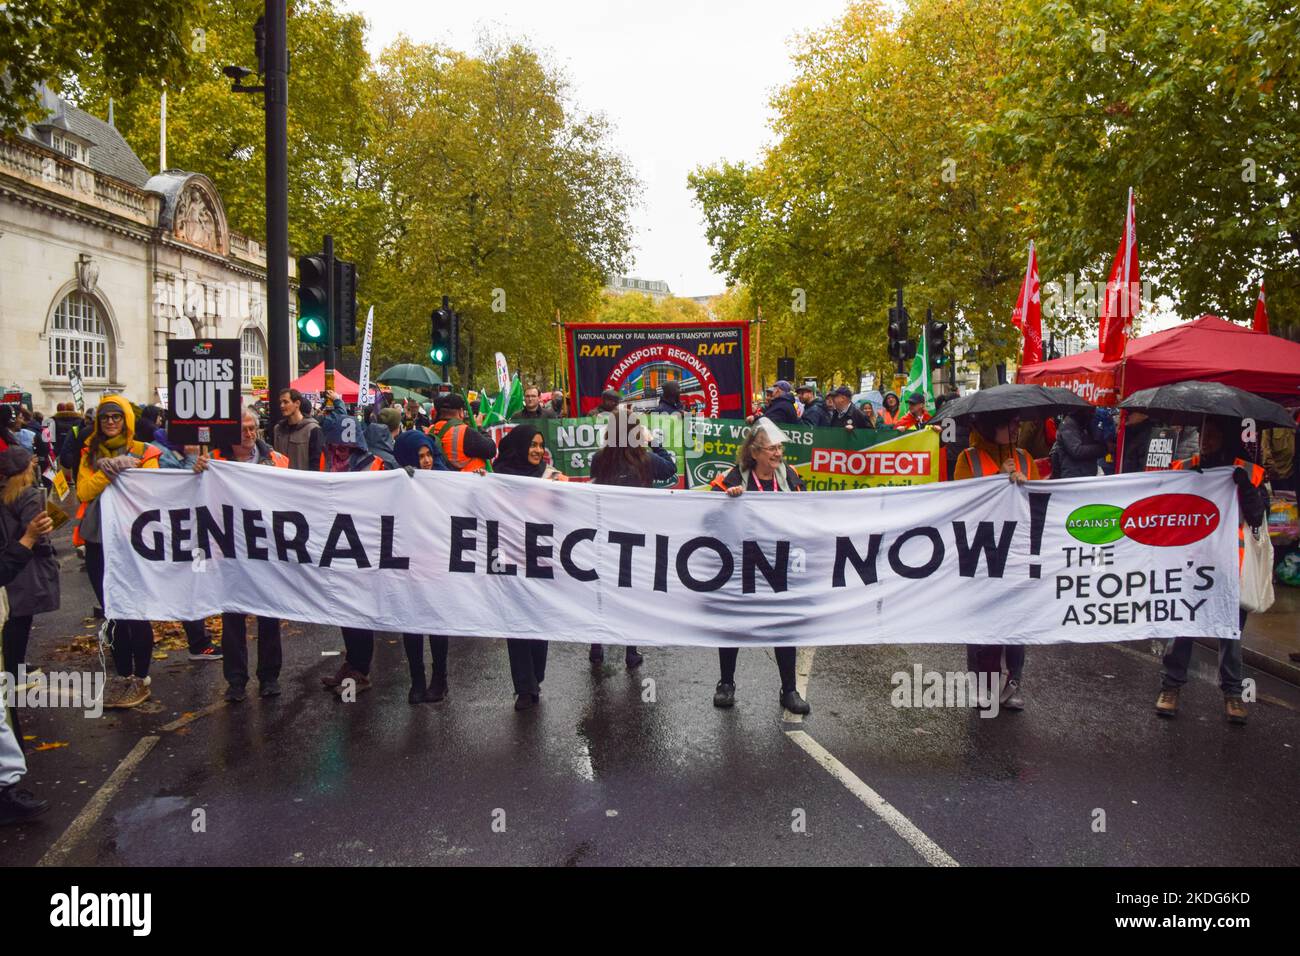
[0, 85, 294, 413]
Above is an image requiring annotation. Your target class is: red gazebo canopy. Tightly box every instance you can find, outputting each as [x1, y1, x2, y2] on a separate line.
[1017, 315, 1300, 406]
[290, 362, 361, 402]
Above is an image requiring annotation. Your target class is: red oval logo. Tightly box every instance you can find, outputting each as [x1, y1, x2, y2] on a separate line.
[1120, 494, 1221, 547]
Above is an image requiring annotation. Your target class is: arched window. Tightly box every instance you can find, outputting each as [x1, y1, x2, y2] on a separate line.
[48, 292, 108, 379]
[241, 327, 265, 387]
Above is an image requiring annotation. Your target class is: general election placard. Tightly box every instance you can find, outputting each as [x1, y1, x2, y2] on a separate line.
[166, 339, 240, 447]
[101, 463, 1242, 647]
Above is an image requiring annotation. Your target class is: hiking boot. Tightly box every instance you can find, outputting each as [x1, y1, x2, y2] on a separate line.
[1002, 678, 1025, 711]
[1155, 687, 1180, 717]
[101, 675, 133, 709]
[713, 682, 736, 708]
[588, 644, 604, 664]
[1224, 695, 1247, 725]
[108, 676, 150, 709]
[224, 684, 247, 703]
[0, 785, 49, 826]
[780, 690, 811, 716]
[189, 646, 223, 662]
[625, 648, 643, 669]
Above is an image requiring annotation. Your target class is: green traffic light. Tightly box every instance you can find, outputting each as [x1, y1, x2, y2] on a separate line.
[297, 314, 326, 343]
[430, 346, 447, 363]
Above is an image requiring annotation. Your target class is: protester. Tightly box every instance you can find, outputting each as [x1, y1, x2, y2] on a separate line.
[933, 393, 966, 481]
[364, 421, 398, 470]
[0, 406, 20, 452]
[707, 418, 811, 715]
[826, 386, 872, 430]
[0, 447, 59, 682]
[492, 426, 561, 710]
[513, 384, 557, 421]
[549, 388, 568, 418]
[877, 391, 901, 427]
[135, 404, 165, 444]
[1262, 419, 1296, 495]
[954, 412, 1037, 712]
[596, 389, 622, 415]
[192, 408, 290, 699]
[1119, 411, 1155, 474]
[52, 403, 81, 457]
[428, 394, 497, 471]
[796, 384, 829, 427]
[1050, 408, 1107, 479]
[894, 393, 932, 430]
[75, 397, 162, 709]
[1156, 415, 1268, 725]
[751, 380, 799, 425]
[653, 380, 685, 416]
[587, 408, 675, 668]
[273, 388, 323, 471]
[0, 508, 54, 825]
[391, 428, 454, 703]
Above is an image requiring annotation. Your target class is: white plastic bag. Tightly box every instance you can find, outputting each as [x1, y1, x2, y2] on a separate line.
[1239, 523, 1275, 614]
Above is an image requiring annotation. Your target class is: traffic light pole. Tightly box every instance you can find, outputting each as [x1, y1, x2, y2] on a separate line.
[324, 233, 336, 395]
[263, 0, 289, 428]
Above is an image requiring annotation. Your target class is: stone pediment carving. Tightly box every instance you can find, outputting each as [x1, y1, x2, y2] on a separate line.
[144, 171, 229, 256]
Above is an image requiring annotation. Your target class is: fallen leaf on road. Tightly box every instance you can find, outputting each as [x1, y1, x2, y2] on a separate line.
[33, 741, 69, 751]
[152, 652, 169, 660]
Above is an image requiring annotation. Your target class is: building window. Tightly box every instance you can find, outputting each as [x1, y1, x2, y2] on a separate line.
[48, 292, 108, 379]
[241, 328, 265, 387]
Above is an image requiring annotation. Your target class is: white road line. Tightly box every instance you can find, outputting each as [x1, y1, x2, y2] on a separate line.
[38, 735, 160, 867]
[785, 729, 959, 867]
[160, 700, 227, 732]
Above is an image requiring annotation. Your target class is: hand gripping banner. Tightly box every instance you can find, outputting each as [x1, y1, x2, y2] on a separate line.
[102, 463, 1242, 647]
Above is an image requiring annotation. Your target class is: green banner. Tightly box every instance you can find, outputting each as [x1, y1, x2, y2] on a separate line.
[545, 415, 686, 487]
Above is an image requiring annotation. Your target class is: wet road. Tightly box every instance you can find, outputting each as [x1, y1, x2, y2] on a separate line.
[4, 552, 1299, 867]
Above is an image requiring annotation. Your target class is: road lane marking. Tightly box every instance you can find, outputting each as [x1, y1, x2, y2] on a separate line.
[160, 701, 227, 732]
[785, 728, 959, 867]
[38, 735, 160, 867]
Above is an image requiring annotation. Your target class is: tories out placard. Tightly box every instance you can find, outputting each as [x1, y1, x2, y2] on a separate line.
[166, 338, 240, 447]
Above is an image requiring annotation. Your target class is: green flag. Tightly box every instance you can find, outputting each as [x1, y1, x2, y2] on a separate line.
[480, 374, 523, 427]
[902, 333, 934, 414]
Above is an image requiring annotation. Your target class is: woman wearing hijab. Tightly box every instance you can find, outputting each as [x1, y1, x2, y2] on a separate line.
[393, 429, 454, 703]
[493, 425, 565, 710]
[74, 397, 161, 709]
[708, 418, 811, 715]
[587, 406, 675, 668]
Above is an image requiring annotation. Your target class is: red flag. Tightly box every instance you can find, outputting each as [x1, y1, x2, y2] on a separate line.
[1252, 279, 1269, 334]
[1011, 241, 1042, 365]
[1099, 188, 1139, 362]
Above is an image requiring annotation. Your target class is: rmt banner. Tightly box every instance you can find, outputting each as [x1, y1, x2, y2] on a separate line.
[565, 321, 750, 418]
[100, 464, 1242, 647]
[166, 338, 240, 447]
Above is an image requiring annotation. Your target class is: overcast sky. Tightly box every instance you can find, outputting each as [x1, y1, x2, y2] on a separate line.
[344, 0, 855, 298]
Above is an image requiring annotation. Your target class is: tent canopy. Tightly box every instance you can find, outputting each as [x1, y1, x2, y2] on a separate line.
[1017, 315, 1300, 406]
[290, 362, 361, 402]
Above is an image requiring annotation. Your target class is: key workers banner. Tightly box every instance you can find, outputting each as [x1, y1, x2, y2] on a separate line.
[101, 463, 1242, 647]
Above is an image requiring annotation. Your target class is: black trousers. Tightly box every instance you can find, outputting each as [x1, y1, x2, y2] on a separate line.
[1, 615, 33, 674]
[506, 638, 548, 696]
[966, 645, 1026, 682]
[341, 627, 374, 675]
[402, 634, 448, 687]
[84, 542, 153, 678]
[718, 646, 798, 693]
[181, 619, 212, 654]
[222, 614, 283, 687]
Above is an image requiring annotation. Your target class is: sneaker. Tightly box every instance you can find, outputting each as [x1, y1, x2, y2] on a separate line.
[713, 682, 736, 708]
[0, 785, 50, 826]
[259, 680, 281, 698]
[329, 664, 371, 696]
[588, 644, 604, 664]
[1224, 695, 1247, 725]
[1155, 687, 1180, 717]
[189, 646, 223, 662]
[224, 684, 247, 703]
[625, 648, 643, 669]
[106, 676, 150, 709]
[1002, 678, 1025, 711]
[321, 662, 349, 689]
[101, 675, 132, 708]
[780, 689, 811, 716]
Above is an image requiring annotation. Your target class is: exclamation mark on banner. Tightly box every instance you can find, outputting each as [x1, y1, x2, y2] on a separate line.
[1027, 492, 1050, 579]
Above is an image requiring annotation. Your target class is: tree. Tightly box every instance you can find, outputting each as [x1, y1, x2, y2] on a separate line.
[589, 291, 709, 325]
[0, 0, 200, 131]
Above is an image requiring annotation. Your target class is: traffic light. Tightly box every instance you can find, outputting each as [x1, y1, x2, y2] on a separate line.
[927, 317, 948, 368]
[887, 287, 914, 368]
[296, 253, 329, 345]
[430, 297, 454, 365]
[334, 260, 357, 347]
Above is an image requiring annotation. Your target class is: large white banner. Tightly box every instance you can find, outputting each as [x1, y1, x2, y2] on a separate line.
[101, 464, 1242, 647]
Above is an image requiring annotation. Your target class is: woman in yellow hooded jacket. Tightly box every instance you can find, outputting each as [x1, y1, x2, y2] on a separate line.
[76, 396, 161, 709]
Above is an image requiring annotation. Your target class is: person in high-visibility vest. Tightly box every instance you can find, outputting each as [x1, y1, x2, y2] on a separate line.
[195, 407, 290, 701]
[954, 413, 1039, 713]
[75, 397, 162, 711]
[1156, 415, 1268, 725]
[426, 394, 497, 472]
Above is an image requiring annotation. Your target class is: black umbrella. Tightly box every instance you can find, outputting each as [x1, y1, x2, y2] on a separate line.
[937, 384, 1093, 424]
[1119, 381, 1295, 430]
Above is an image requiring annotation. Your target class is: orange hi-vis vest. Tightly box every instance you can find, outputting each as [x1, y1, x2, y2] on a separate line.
[317, 451, 385, 472]
[1171, 455, 1265, 570]
[213, 447, 289, 468]
[428, 419, 487, 472]
[957, 445, 1033, 478]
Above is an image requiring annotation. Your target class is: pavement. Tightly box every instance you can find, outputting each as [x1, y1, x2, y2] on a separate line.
[3, 526, 1299, 867]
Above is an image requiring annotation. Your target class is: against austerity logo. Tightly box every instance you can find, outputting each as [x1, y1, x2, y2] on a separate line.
[1066, 494, 1221, 547]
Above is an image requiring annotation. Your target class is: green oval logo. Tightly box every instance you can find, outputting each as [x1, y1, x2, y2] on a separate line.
[1066, 504, 1125, 544]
